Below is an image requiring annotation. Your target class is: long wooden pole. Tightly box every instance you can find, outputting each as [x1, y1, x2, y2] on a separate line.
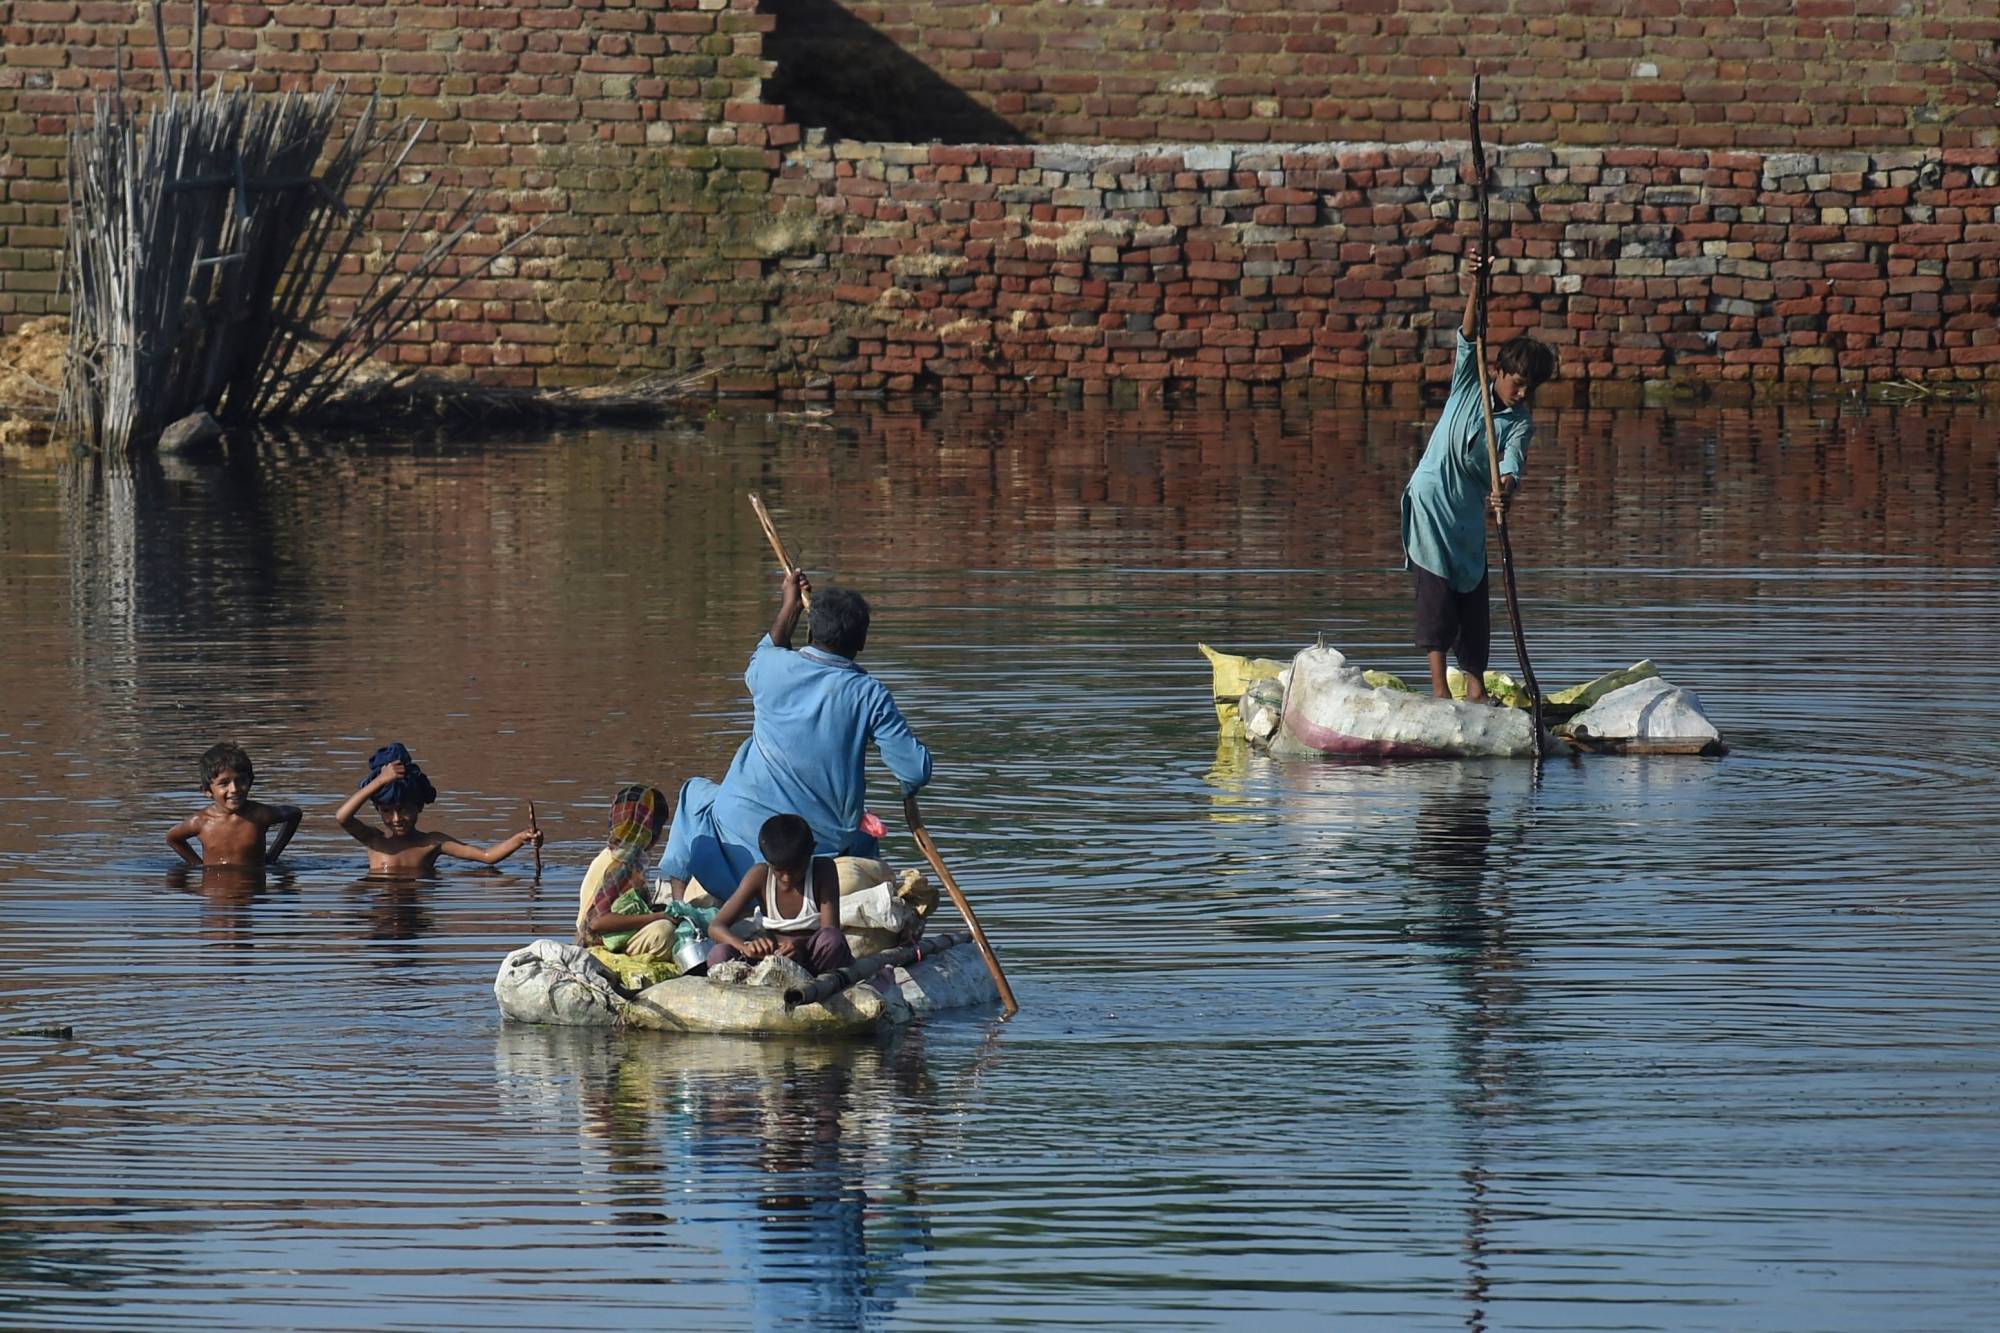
[748, 492, 810, 614]
[904, 796, 1019, 1018]
[742, 493, 1017, 1016]
[1469, 77, 1546, 758]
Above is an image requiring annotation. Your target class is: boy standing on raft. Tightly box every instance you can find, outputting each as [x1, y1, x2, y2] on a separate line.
[1402, 248, 1558, 701]
[658, 570, 933, 900]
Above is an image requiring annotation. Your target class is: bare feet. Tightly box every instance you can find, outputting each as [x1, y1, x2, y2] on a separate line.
[1426, 649, 1452, 700]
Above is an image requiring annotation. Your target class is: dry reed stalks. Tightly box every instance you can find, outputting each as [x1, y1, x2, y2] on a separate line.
[58, 5, 541, 451]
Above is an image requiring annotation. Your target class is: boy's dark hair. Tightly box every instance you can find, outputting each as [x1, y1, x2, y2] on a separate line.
[808, 586, 871, 658]
[199, 742, 253, 789]
[1496, 336, 1558, 392]
[758, 813, 815, 872]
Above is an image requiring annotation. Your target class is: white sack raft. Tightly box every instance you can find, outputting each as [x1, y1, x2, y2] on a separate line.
[1272, 644, 1539, 759]
[1207, 642, 1725, 759]
[495, 934, 999, 1034]
[494, 940, 626, 1026]
[1558, 677, 1724, 754]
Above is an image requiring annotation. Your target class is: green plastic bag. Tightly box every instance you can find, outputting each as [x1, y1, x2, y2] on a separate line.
[600, 891, 719, 958]
[597, 886, 654, 953]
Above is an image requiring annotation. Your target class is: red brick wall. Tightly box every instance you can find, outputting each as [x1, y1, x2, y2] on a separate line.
[768, 0, 2000, 150]
[0, 0, 784, 385]
[3, 2, 1998, 396]
[764, 141, 2000, 396]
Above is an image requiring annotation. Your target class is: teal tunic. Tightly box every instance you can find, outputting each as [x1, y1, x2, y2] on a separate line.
[1402, 331, 1533, 593]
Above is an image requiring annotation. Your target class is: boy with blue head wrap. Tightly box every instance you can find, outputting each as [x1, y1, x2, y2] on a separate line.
[334, 741, 542, 875]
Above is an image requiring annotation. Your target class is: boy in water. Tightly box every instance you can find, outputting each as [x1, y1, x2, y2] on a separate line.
[334, 742, 542, 875]
[1402, 247, 1558, 700]
[706, 813, 855, 974]
[166, 743, 303, 867]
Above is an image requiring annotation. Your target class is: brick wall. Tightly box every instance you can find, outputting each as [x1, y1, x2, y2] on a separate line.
[0, 0, 783, 386]
[766, 0, 2000, 151]
[3, 2, 1999, 396]
[764, 140, 2000, 396]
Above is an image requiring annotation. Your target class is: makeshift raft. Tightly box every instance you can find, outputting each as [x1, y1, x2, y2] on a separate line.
[1203, 642, 1725, 760]
[495, 934, 1000, 1037]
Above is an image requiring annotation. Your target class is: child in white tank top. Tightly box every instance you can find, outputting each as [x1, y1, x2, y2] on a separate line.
[706, 812, 856, 975]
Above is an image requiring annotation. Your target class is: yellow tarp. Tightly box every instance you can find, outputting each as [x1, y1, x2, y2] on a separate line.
[1547, 660, 1659, 708]
[590, 947, 680, 991]
[1198, 642, 1286, 728]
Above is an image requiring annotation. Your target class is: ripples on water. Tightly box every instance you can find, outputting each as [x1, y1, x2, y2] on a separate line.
[1, 401, 1998, 1329]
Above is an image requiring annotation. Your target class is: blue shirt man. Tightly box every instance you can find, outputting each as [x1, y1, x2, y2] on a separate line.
[659, 572, 932, 898]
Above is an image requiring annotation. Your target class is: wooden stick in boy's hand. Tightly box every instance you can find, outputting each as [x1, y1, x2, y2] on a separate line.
[528, 801, 542, 879]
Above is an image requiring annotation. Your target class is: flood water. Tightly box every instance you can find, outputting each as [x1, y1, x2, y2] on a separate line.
[1, 399, 1997, 1330]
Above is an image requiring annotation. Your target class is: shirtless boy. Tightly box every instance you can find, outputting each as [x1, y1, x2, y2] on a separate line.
[334, 742, 542, 875]
[166, 743, 303, 867]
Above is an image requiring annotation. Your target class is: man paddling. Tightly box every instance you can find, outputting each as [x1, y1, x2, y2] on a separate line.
[658, 569, 933, 900]
[1401, 246, 1557, 700]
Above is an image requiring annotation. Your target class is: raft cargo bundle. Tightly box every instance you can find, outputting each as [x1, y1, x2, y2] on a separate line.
[1203, 642, 1725, 760]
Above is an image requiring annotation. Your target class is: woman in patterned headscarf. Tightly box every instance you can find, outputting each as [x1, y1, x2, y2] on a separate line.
[575, 785, 672, 951]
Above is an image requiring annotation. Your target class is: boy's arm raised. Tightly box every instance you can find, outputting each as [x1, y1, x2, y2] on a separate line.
[265, 803, 303, 862]
[436, 827, 542, 866]
[1459, 246, 1485, 339]
[166, 817, 203, 866]
[334, 767, 399, 848]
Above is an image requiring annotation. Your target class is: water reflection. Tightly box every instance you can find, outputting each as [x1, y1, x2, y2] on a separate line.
[60, 451, 322, 757]
[0, 1194, 128, 1316]
[495, 1029, 934, 1323]
[346, 877, 435, 942]
[1404, 768, 1533, 1333]
[165, 862, 292, 949]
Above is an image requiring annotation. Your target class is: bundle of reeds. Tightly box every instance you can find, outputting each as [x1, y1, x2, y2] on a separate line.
[58, 12, 536, 452]
[60, 85, 339, 450]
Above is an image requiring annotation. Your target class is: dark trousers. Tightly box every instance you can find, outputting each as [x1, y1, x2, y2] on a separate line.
[1413, 567, 1491, 675]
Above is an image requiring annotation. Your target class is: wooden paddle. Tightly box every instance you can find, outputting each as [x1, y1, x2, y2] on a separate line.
[1468, 76, 1546, 758]
[743, 493, 1019, 1017]
[748, 492, 810, 614]
[528, 800, 542, 879]
[905, 795, 1019, 1018]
